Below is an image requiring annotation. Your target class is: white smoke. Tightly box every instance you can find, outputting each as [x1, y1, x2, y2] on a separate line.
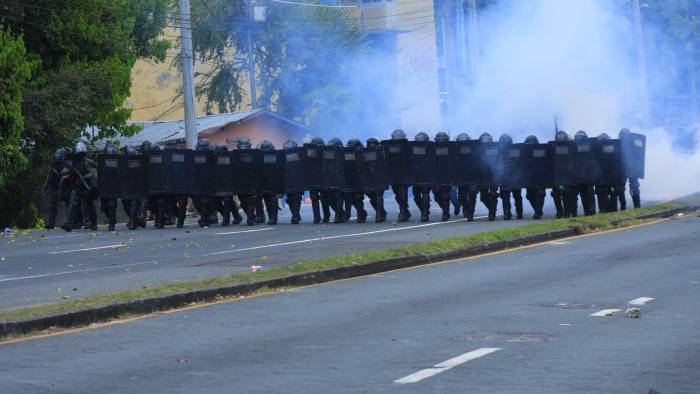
[644, 126, 700, 200]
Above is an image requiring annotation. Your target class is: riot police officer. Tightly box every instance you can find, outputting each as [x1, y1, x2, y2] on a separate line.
[498, 133, 523, 220]
[213, 144, 242, 226]
[61, 142, 98, 231]
[308, 136, 331, 224]
[478, 132, 499, 221]
[235, 138, 259, 226]
[524, 135, 545, 219]
[389, 129, 411, 222]
[192, 139, 215, 227]
[618, 127, 641, 209]
[412, 132, 432, 222]
[365, 137, 387, 222]
[433, 132, 452, 221]
[574, 130, 596, 216]
[45, 148, 66, 229]
[344, 138, 368, 223]
[283, 139, 304, 224]
[100, 143, 119, 231]
[551, 131, 576, 218]
[257, 139, 280, 225]
[455, 133, 478, 221]
[594, 133, 615, 213]
[121, 145, 147, 230]
[327, 137, 347, 223]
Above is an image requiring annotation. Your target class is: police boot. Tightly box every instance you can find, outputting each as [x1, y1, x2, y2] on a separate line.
[311, 194, 322, 224]
[356, 197, 368, 223]
[440, 198, 450, 222]
[420, 197, 430, 222]
[290, 196, 302, 224]
[128, 200, 140, 230]
[231, 204, 242, 225]
[632, 192, 641, 209]
[220, 201, 231, 227]
[501, 194, 512, 220]
[265, 195, 278, 225]
[375, 195, 386, 223]
[344, 197, 353, 220]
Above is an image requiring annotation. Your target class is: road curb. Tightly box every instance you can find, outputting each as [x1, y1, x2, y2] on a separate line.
[0, 205, 693, 338]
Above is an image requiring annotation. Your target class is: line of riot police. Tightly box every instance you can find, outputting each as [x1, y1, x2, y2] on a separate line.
[47, 127, 645, 231]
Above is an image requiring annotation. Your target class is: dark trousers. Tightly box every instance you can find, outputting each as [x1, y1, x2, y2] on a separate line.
[479, 187, 499, 220]
[594, 184, 612, 213]
[458, 185, 478, 220]
[46, 187, 60, 229]
[100, 197, 118, 230]
[432, 186, 452, 221]
[122, 198, 145, 230]
[287, 192, 303, 224]
[309, 189, 330, 223]
[391, 185, 410, 221]
[414, 186, 431, 221]
[525, 188, 545, 219]
[577, 184, 596, 216]
[499, 188, 523, 219]
[64, 187, 97, 231]
[149, 195, 186, 228]
[344, 192, 367, 222]
[366, 191, 387, 222]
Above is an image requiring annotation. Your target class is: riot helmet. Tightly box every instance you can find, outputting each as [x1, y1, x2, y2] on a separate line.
[391, 129, 407, 140]
[414, 132, 429, 142]
[347, 138, 363, 149]
[103, 143, 118, 155]
[238, 138, 252, 149]
[574, 130, 588, 142]
[214, 144, 228, 152]
[259, 139, 275, 151]
[328, 137, 344, 147]
[555, 130, 569, 141]
[123, 145, 138, 155]
[479, 132, 493, 143]
[597, 132, 611, 140]
[283, 139, 298, 149]
[74, 142, 87, 156]
[499, 133, 513, 144]
[141, 140, 153, 152]
[524, 135, 539, 144]
[456, 133, 471, 141]
[310, 136, 325, 145]
[435, 131, 450, 142]
[196, 139, 211, 150]
[619, 127, 631, 139]
[52, 148, 66, 162]
[366, 137, 380, 147]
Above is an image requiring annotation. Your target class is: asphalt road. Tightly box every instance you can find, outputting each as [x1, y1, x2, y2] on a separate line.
[0, 198, 546, 310]
[1, 215, 698, 393]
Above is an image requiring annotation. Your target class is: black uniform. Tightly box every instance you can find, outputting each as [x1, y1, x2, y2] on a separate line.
[45, 148, 66, 229]
[523, 135, 546, 219]
[99, 143, 119, 231]
[326, 138, 347, 223]
[455, 133, 479, 221]
[257, 140, 280, 225]
[364, 137, 387, 223]
[432, 132, 453, 222]
[412, 132, 433, 222]
[282, 139, 304, 225]
[617, 128, 642, 210]
[386, 129, 411, 222]
[478, 133, 499, 221]
[573, 131, 596, 216]
[550, 131, 578, 218]
[212, 144, 241, 226]
[306, 137, 331, 224]
[61, 143, 98, 231]
[343, 139, 368, 223]
[498, 134, 523, 220]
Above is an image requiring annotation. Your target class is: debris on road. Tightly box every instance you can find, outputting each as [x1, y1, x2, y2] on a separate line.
[249, 265, 263, 272]
[625, 307, 641, 318]
[1, 228, 11, 234]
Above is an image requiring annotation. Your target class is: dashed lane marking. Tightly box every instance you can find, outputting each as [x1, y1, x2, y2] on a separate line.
[394, 347, 502, 384]
[215, 228, 274, 236]
[590, 309, 622, 317]
[0, 261, 157, 282]
[48, 244, 126, 254]
[629, 297, 654, 305]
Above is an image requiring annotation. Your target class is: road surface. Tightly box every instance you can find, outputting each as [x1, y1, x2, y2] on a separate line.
[1, 215, 698, 393]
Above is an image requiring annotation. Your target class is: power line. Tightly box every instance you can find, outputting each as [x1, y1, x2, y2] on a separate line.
[271, 0, 357, 8]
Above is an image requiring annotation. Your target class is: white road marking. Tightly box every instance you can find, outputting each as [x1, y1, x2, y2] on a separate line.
[39, 234, 80, 240]
[590, 309, 622, 317]
[208, 217, 485, 256]
[215, 228, 274, 236]
[49, 244, 125, 254]
[0, 261, 157, 282]
[394, 347, 501, 384]
[629, 297, 654, 305]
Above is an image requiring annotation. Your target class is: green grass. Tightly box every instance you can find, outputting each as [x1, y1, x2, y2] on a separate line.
[0, 201, 682, 325]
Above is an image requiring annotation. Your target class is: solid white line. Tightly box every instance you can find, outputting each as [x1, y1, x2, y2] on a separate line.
[39, 234, 80, 240]
[629, 297, 654, 306]
[395, 348, 501, 384]
[215, 228, 274, 236]
[208, 217, 485, 256]
[0, 261, 157, 282]
[49, 244, 125, 254]
[590, 309, 622, 317]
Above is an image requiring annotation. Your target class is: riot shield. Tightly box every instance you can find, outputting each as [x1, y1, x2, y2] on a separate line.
[97, 154, 122, 198]
[283, 147, 309, 193]
[621, 132, 646, 179]
[190, 150, 214, 196]
[433, 141, 456, 187]
[573, 138, 599, 184]
[343, 147, 361, 192]
[408, 141, 436, 187]
[231, 149, 261, 195]
[550, 141, 577, 186]
[380, 139, 410, 185]
[521, 143, 554, 189]
[260, 150, 284, 194]
[321, 145, 345, 190]
[303, 143, 323, 190]
[121, 155, 148, 199]
[358, 146, 388, 193]
[213, 151, 234, 196]
[596, 139, 624, 185]
[502, 143, 527, 188]
[455, 140, 481, 185]
[146, 149, 192, 195]
[477, 142, 504, 187]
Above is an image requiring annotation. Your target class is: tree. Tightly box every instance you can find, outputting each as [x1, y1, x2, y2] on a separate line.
[0, 0, 170, 227]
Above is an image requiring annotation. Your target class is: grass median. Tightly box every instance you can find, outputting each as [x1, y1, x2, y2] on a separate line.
[0, 201, 686, 325]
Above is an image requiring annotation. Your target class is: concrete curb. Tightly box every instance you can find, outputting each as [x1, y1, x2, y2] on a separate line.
[0, 205, 694, 338]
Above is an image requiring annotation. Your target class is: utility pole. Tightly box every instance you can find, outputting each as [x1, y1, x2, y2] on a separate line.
[246, 0, 258, 109]
[178, 0, 198, 149]
[633, 0, 651, 128]
[685, 0, 697, 122]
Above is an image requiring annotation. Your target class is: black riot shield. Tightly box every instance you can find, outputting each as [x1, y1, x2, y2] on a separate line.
[121, 155, 148, 199]
[303, 143, 323, 190]
[190, 150, 214, 196]
[455, 140, 481, 185]
[477, 142, 504, 187]
[380, 139, 410, 185]
[283, 147, 309, 193]
[343, 148, 361, 192]
[213, 151, 234, 196]
[574, 138, 599, 184]
[596, 139, 624, 184]
[408, 141, 436, 187]
[232, 149, 261, 195]
[97, 154, 122, 198]
[321, 145, 345, 190]
[358, 146, 388, 193]
[433, 141, 456, 187]
[260, 150, 284, 194]
[147, 149, 192, 195]
[501, 143, 527, 189]
[621, 132, 646, 179]
[522, 144, 554, 189]
[550, 141, 577, 186]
